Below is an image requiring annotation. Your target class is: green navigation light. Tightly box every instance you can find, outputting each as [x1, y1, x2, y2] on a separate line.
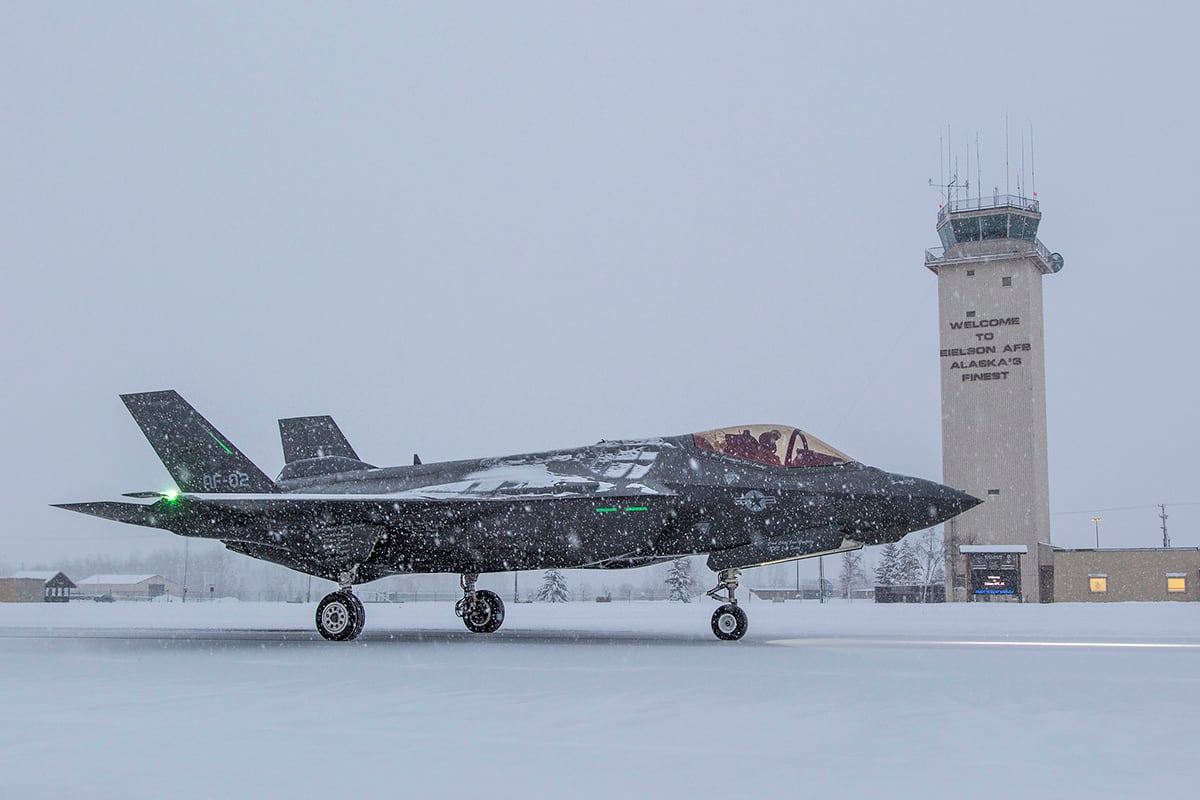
[595, 507, 618, 513]
[206, 429, 233, 455]
[163, 490, 180, 503]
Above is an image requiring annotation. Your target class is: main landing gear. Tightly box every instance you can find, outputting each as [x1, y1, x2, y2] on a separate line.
[316, 572, 365, 641]
[706, 567, 748, 641]
[455, 573, 505, 634]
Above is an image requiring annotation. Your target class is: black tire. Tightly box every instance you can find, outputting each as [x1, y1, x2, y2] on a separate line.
[462, 589, 505, 633]
[316, 591, 362, 641]
[711, 604, 748, 641]
[349, 593, 366, 639]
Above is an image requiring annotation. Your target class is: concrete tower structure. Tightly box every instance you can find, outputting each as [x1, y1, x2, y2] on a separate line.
[926, 193, 1063, 602]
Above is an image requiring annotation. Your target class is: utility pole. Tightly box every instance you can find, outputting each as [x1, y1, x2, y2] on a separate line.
[818, 556, 825, 604]
[182, 537, 189, 603]
[1091, 517, 1102, 549]
[513, 571, 519, 604]
[1160, 504, 1170, 548]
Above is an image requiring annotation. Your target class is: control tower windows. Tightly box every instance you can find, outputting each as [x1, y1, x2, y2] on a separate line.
[980, 213, 1008, 240]
[939, 211, 1040, 246]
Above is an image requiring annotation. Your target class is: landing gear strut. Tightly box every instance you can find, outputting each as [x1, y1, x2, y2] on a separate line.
[316, 572, 365, 642]
[455, 573, 505, 634]
[706, 568, 748, 641]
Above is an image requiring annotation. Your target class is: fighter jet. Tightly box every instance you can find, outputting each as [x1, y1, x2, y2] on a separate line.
[55, 391, 979, 641]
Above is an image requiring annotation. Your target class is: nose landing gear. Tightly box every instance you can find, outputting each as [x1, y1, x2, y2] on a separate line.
[454, 573, 505, 634]
[706, 568, 748, 641]
[316, 590, 364, 641]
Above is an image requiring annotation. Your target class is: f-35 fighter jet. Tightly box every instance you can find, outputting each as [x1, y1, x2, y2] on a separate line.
[55, 391, 979, 641]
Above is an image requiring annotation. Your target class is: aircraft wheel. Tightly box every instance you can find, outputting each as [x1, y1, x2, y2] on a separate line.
[711, 604, 748, 641]
[463, 589, 505, 633]
[349, 593, 366, 639]
[316, 591, 363, 641]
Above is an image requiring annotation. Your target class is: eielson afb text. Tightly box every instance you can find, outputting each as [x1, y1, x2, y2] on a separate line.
[943, 315, 1029, 382]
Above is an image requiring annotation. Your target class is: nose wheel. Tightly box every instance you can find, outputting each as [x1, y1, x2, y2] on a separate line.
[706, 568, 748, 641]
[454, 573, 505, 633]
[711, 604, 748, 640]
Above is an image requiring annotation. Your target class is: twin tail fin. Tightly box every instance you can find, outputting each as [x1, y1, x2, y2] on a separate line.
[121, 390, 279, 494]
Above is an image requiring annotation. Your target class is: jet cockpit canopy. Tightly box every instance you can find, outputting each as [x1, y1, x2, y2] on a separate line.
[693, 425, 853, 468]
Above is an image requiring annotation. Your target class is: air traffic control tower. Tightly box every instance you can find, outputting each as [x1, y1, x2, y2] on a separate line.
[926, 193, 1063, 602]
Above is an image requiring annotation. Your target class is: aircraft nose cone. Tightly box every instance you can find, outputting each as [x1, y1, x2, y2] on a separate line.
[923, 482, 981, 524]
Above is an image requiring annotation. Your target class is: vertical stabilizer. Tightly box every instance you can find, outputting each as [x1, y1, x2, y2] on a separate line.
[121, 390, 279, 493]
[278, 416, 360, 464]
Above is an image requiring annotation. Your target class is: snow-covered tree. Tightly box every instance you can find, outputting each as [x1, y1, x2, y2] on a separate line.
[874, 542, 901, 586]
[839, 550, 868, 599]
[915, 528, 945, 600]
[664, 557, 694, 602]
[535, 568, 570, 602]
[897, 539, 922, 585]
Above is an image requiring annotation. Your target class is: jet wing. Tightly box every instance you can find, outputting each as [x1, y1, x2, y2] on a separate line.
[52, 487, 665, 535]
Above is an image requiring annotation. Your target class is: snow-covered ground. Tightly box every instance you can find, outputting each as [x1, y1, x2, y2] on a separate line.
[2, 600, 1196, 798]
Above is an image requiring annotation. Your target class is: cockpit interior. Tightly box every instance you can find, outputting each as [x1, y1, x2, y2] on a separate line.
[692, 425, 853, 468]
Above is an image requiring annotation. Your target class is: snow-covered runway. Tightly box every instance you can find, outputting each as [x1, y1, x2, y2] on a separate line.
[2, 601, 1196, 798]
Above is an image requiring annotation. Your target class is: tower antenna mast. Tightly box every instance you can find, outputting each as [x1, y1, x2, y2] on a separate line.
[1005, 112, 1010, 196]
[1030, 124, 1037, 196]
[976, 133, 982, 207]
[1020, 130, 1026, 199]
[930, 132, 958, 205]
[1159, 504, 1170, 548]
[965, 138, 971, 206]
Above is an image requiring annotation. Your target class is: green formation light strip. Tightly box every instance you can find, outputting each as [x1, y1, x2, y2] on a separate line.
[206, 429, 233, 455]
[595, 506, 649, 513]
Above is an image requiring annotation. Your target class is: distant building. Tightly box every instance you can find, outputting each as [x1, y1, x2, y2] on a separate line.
[8, 571, 76, 602]
[1040, 545, 1200, 603]
[75, 574, 181, 600]
[0, 577, 45, 603]
[874, 584, 946, 603]
[749, 579, 832, 602]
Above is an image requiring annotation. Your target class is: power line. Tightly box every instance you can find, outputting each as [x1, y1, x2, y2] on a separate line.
[1052, 501, 1200, 516]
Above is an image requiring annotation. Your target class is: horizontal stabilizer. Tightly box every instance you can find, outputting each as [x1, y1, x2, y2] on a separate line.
[51, 500, 166, 526]
[278, 416, 360, 463]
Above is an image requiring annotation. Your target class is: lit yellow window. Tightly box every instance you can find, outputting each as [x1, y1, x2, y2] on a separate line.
[1167, 576, 1186, 593]
[1089, 576, 1107, 593]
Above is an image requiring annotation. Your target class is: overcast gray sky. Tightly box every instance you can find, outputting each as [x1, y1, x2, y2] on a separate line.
[3, 3, 1197, 567]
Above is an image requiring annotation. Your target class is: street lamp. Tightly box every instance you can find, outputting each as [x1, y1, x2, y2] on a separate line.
[1091, 516, 1102, 549]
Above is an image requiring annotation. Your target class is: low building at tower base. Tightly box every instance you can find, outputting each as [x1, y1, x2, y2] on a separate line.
[1041, 546, 1200, 602]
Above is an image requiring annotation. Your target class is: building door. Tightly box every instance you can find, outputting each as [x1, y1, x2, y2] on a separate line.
[1039, 565, 1054, 603]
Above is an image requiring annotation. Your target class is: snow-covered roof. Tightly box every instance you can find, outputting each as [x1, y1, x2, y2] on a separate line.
[8, 570, 61, 580]
[77, 574, 164, 585]
[959, 545, 1027, 554]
